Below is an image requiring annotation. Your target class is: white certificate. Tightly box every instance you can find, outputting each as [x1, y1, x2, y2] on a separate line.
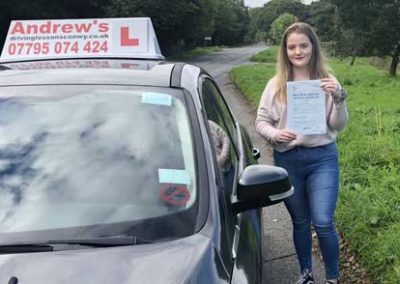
[287, 80, 326, 135]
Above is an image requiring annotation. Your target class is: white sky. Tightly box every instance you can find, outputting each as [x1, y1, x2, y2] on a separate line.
[244, 0, 316, 8]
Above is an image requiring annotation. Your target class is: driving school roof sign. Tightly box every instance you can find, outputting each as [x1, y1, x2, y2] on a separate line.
[0, 17, 164, 62]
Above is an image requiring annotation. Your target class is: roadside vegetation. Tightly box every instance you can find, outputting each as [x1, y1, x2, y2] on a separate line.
[166, 46, 223, 61]
[229, 47, 400, 283]
[0, 0, 251, 57]
[1, 1, 398, 73]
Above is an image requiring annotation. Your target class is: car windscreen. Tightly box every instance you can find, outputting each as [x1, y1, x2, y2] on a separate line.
[0, 85, 199, 243]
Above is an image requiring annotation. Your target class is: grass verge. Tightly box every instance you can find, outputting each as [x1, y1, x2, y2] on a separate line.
[166, 46, 223, 61]
[229, 47, 400, 283]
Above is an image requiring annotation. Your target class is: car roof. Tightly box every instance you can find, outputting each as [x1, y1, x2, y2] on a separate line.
[0, 59, 177, 87]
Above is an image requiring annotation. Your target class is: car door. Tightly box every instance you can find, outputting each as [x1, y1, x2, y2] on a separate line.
[200, 76, 262, 283]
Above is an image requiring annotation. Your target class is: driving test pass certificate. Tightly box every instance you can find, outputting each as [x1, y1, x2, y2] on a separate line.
[287, 80, 326, 135]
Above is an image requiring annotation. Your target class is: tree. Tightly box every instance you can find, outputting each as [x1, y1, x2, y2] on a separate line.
[247, 7, 267, 43]
[330, 0, 400, 75]
[212, 0, 250, 46]
[269, 13, 298, 44]
[0, 0, 253, 55]
[104, 0, 250, 52]
[369, 0, 400, 76]
[181, 0, 217, 48]
[105, 0, 189, 53]
[255, 0, 309, 40]
[309, 0, 338, 42]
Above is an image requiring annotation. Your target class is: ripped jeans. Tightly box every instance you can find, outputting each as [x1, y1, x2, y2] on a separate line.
[273, 142, 340, 279]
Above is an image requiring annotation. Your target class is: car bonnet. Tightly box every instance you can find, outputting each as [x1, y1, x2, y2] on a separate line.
[0, 233, 229, 283]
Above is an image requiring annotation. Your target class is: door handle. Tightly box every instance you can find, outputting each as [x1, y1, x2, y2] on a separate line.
[232, 224, 240, 259]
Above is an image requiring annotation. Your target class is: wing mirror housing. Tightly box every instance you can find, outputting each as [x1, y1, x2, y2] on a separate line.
[232, 165, 293, 213]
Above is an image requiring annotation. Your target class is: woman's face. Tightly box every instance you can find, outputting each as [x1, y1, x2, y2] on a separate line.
[286, 32, 313, 69]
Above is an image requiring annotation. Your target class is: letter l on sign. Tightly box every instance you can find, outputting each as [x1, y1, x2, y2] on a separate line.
[120, 27, 139, 46]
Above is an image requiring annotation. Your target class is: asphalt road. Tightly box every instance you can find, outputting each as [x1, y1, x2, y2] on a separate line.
[188, 44, 326, 284]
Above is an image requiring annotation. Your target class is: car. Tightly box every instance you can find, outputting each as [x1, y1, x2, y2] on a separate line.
[0, 18, 293, 283]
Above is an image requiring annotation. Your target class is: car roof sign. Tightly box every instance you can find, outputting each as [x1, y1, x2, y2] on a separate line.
[0, 17, 164, 63]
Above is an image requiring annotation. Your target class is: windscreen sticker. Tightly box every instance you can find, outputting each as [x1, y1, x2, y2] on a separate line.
[158, 169, 190, 184]
[159, 184, 190, 206]
[141, 93, 172, 106]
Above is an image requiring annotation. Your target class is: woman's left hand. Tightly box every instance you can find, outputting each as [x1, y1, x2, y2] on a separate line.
[320, 78, 341, 100]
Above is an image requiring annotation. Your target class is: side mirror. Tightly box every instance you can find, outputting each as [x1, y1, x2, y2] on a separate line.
[232, 165, 294, 213]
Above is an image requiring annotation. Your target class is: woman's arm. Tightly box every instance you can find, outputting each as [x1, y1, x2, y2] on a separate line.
[321, 76, 349, 131]
[328, 98, 348, 131]
[255, 81, 280, 143]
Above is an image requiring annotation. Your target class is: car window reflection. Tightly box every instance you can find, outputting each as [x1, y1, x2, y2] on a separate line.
[208, 120, 231, 172]
[0, 87, 196, 234]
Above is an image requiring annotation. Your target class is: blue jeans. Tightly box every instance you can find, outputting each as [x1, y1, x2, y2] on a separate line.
[273, 143, 340, 279]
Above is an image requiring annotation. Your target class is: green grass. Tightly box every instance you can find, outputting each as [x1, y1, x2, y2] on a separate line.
[229, 49, 400, 283]
[229, 64, 275, 106]
[249, 46, 279, 63]
[228, 46, 279, 106]
[166, 46, 223, 61]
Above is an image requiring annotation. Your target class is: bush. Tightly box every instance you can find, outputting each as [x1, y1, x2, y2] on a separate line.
[269, 13, 298, 45]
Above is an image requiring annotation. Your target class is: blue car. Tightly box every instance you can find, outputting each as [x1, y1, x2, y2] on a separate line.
[0, 18, 293, 283]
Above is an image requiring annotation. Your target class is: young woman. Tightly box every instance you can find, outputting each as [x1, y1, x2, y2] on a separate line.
[255, 22, 348, 284]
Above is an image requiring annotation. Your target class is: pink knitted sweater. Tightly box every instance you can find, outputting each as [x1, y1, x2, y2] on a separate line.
[255, 76, 348, 153]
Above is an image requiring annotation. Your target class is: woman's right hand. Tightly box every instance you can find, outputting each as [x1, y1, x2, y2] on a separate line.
[275, 129, 297, 143]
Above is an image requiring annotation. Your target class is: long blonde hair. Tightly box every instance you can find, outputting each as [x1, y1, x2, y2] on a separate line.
[275, 22, 329, 103]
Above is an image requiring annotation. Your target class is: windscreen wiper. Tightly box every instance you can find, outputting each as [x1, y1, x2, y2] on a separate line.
[0, 244, 53, 254]
[0, 236, 152, 254]
[49, 235, 152, 246]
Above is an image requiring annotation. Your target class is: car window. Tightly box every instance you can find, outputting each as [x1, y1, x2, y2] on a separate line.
[200, 77, 239, 265]
[0, 85, 198, 241]
[202, 79, 237, 147]
[201, 78, 238, 193]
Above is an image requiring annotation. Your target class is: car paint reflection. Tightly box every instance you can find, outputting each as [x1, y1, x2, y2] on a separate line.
[0, 89, 196, 233]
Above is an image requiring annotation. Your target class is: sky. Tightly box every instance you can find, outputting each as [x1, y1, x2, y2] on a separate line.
[244, 0, 315, 8]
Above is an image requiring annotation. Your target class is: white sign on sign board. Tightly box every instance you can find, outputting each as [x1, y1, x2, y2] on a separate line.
[0, 18, 164, 62]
